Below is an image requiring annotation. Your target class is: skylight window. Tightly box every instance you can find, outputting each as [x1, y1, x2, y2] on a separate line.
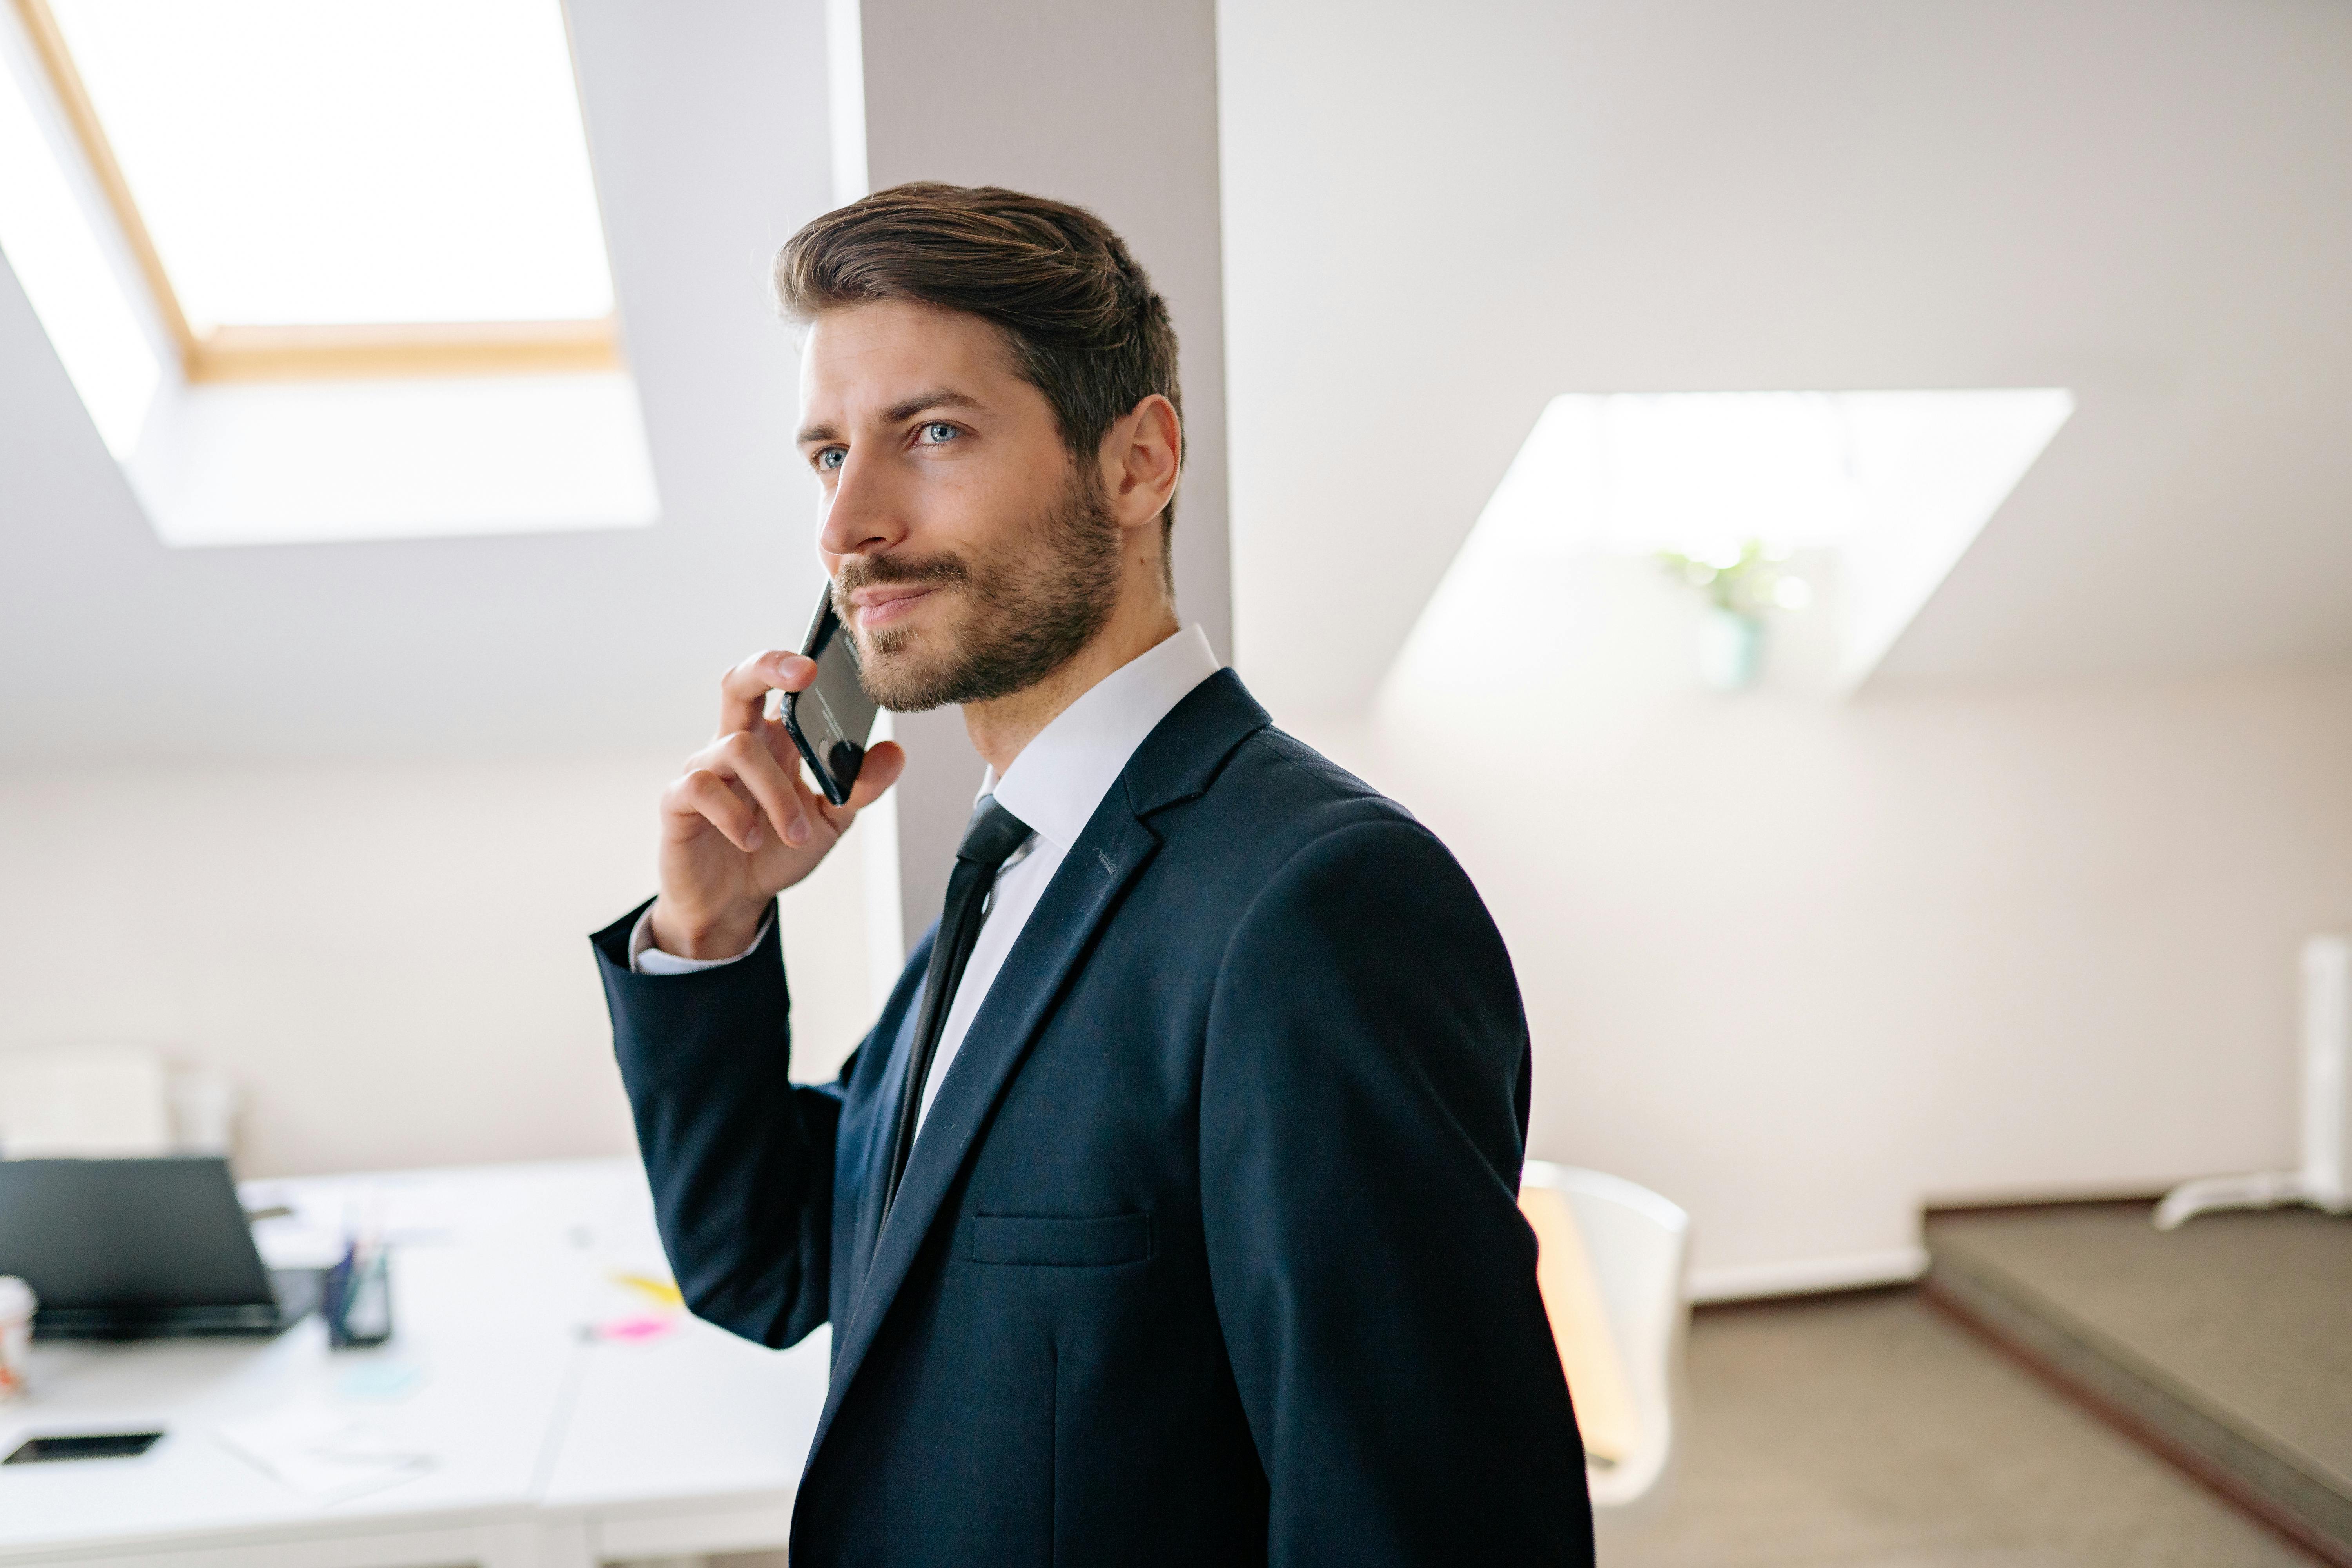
[15, 0, 617, 378]
[1400, 390, 2074, 690]
[2, 0, 657, 546]
[1471, 391, 2074, 563]
[0, 12, 157, 454]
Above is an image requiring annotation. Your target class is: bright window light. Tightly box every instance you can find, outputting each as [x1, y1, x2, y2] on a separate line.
[1406, 390, 2074, 689]
[144, 373, 659, 548]
[1473, 391, 2075, 563]
[0, 18, 157, 456]
[46, 0, 612, 329]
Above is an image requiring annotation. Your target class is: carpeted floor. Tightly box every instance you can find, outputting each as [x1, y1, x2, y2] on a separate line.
[1596, 1287, 2317, 1567]
[1927, 1205, 2352, 1500]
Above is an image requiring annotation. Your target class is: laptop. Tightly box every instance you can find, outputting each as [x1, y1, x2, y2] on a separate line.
[0, 1157, 320, 1339]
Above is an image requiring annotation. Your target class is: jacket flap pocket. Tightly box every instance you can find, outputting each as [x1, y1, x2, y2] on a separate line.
[969, 1211, 1151, 1267]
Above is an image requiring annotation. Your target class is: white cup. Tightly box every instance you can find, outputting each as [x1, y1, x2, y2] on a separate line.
[0, 1276, 33, 1400]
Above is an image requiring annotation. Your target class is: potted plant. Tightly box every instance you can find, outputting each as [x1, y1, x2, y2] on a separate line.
[1656, 540, 1809, 690]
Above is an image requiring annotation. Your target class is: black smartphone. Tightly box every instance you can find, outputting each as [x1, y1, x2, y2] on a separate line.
[783, 587, 880, 807]
[5, 1432, 164, 1463]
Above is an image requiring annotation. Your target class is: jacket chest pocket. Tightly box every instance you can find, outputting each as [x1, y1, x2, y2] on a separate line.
[968, 1211, 1152, 1267]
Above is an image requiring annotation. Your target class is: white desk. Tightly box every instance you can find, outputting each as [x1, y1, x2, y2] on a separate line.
[0, 1160, 829, 1568]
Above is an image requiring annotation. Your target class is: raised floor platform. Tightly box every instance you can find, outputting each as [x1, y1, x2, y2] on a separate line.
[1926, 1202, 2352, 1565]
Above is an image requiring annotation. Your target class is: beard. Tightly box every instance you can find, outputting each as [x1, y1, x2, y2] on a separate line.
[833, 468, 1123, 713]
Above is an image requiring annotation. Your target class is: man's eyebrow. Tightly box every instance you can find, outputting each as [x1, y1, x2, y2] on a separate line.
[798, 389, 984, 447]
[884, 388, 984, 425]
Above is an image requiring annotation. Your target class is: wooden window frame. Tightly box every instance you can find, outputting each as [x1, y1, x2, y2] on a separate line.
[9, 0, 620, 383]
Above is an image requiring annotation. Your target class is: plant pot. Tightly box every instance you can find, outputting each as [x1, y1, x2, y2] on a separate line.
[1697, 608, 1764, 690]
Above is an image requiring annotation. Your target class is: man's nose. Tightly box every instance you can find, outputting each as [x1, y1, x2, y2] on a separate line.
[818, 452, 906, 559]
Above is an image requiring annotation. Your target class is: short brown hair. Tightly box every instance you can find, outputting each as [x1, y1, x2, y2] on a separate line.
[775, 183, 1183, 576]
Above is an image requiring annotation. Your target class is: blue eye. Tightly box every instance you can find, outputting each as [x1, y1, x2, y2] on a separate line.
[920, 422, 959, 444]
[815, 448, 845, 471]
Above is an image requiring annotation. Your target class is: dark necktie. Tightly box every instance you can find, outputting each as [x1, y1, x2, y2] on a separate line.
[880, 793, 1033, 1221]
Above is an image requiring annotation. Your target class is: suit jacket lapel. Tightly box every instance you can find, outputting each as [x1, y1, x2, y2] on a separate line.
[805, 670, 1273, 1470]
[840, 984, 923, 1321]
[811, 807, 1161, 1455]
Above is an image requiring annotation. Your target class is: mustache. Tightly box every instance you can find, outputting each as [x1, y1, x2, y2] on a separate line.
[833, 553, 969, 597]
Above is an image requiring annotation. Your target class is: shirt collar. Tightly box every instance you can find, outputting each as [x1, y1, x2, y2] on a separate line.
[981, 624, 1222, 851]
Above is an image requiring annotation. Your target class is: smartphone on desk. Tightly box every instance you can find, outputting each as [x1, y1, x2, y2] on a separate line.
[4, 1432, 163, 1463]
[783, 587, 880, 807]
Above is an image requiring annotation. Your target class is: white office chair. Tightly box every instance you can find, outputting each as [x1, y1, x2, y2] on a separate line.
[1518, 1160, 1690, 1509]
[0, 1045, 238, 1159]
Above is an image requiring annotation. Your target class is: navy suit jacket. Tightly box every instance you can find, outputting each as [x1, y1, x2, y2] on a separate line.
[593, 670, 1592, 1566]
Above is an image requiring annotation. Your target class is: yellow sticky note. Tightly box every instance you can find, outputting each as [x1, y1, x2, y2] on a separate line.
[611, 1271, 684, 1309]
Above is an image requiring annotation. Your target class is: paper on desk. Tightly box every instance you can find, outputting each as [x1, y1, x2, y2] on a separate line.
[214, 1407, 433, 1501]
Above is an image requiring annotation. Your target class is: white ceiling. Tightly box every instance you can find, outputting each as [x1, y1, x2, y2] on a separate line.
[9, 0, 2350, 762]
[1219, 0, 2352, 719]
[0, 0, 838, 763]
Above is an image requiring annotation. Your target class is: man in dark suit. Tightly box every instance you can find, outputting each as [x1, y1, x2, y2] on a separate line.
[593, 183, 1592, 1566]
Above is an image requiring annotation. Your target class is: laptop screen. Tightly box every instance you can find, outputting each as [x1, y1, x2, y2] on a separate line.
[0, 1157, 275, 1320]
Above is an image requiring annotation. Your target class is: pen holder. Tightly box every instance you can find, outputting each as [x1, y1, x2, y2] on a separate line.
[322, 1244, 392, 1348]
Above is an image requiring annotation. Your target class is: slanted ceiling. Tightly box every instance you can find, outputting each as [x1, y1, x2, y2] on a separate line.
[0, 0, 836, 763]
[1220, 0, 2352, 719]
[9, 1, 2351, 764]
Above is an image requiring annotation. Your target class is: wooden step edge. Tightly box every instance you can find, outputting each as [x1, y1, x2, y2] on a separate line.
[1921, 1254, 2352, 1567]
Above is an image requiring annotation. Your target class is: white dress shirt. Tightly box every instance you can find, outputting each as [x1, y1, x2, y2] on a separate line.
[632, 624, 1222, 1142]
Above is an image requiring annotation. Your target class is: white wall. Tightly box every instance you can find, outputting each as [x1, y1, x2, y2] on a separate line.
[1295, 560, 2352, 1296]
[0, 757, 876, 1178]
[1219, 0, 2352, 719]
[1217, 0, 2352, 1295]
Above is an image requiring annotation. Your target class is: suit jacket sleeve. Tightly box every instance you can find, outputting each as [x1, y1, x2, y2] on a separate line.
[593, 898, 844, 1350]
[1199, 818, 1593, 1566]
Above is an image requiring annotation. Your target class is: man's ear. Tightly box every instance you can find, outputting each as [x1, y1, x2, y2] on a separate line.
[1102, 394, 1182, 533]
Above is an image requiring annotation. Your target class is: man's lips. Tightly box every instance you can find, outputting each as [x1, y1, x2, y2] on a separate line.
[848, 583, 938, 630]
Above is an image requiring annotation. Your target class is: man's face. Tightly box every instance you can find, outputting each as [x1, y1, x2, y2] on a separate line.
[798, 299, 1120, 713]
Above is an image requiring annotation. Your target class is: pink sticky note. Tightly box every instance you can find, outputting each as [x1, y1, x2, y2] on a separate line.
[595, 1314, 676, 1343]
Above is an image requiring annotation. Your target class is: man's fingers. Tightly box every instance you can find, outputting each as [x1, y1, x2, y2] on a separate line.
[717, 650, 817, 737]
[665, 769, 764, 852]
[803, 738, 906, 837]
[842, 740, 906, 813]
[702, 730, 816, 848]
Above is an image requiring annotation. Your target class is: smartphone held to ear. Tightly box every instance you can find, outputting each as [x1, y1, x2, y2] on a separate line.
[784, 588, 882, 807]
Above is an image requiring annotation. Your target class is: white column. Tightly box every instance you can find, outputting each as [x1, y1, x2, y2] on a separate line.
[838, 0, 1234, 951]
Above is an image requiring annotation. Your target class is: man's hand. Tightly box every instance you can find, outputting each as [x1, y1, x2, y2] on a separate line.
[646, 650, 905, 960]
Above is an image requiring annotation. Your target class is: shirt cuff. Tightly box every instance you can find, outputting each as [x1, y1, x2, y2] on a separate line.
[629, 906, 773, 974]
